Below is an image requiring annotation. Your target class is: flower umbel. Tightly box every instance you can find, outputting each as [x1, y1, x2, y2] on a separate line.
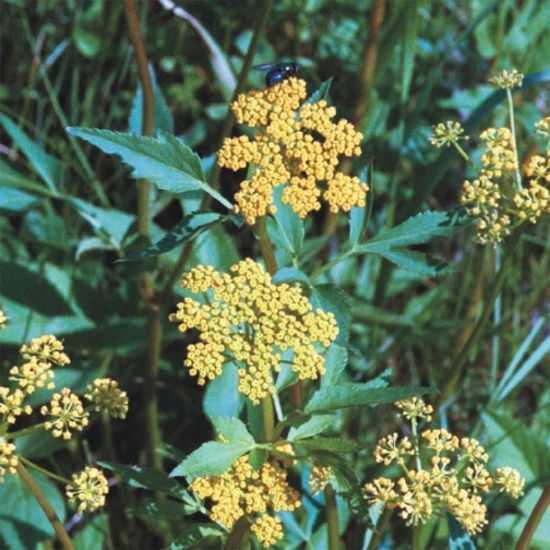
[308, 465, 333, 496]
[0, 309, 8, 330]
[0, 387, 32, 424]
[20, 335, 70, 367]
[0, 439, 18, 482]
[218, 77, 367, 224]
[489, 69, 524, 89]
[429, 121, 468, 148]
[190, 454, 300, 547]
[9, 357, 55, 395]
[169, 259, 338, 404]
[84, 378, 129, 419]
[41, 388, 90, 439]
[66, 467, 109, 513]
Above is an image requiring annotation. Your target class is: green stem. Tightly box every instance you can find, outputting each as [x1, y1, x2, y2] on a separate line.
[506, 88, 522, 190]
[411, 417, 422, 472]
[515, 482, 550, 550]
[123, 0, 162, 470]
[19, 456, 71, 485]
[16, 462, 74, 550]
[412, 525, 421, 550]
[366, 506, 391, 550]
[224, 515, 249, 550]
[261, 396, 275, 443]
[489, 244, 502, 393]
[255, 216, 277, 276]
[453, 141, 470, 163]
[5, 423, 45, 439]
[436, 230, 521, 408]
[325, 484, 340, 550]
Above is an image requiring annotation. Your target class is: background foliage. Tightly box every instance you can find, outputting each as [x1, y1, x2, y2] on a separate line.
[0, 0, 548, 548]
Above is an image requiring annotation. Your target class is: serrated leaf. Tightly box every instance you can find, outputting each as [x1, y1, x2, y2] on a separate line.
[123, 213, 223, 260]
[358, 210, 462, 250]
[376, 248, 450, 277]
[129, 64, 174, 134]
[171, 441, 253, 479]
[311, 284, 351, 345]
[211, 417, 254, 446]
[321, 344, 348, 387]
[298, 437, 359, 452]
[0, 113, 63, 192]
[66, 128, 232, 210]
[203, 363, 242, 419]
[288, 414, 336, 441]
[169, 524, 225, 550]
[305, 384, 432, 414]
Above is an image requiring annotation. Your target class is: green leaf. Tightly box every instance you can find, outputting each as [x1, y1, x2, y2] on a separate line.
[67, 197, 135, 249]
[0, 261, 73, 316]
[272, 267, 311, 286]
[129, 64, 175, 134]
[0, 470, 65, 550]
[298, 437, 359, 453]
[169, 524, 225, 550]
[0, 113, 63, 192]
[0, 187, 40, 213]
[171, 440, 253, 479]
[400, 0, 419, 104]
[99, 461, 185, 496]
[203, 363, 242, 419]
[268, 186, 304, 259]
[72, 515, 108, 550]
[123, 213, 223, 260]
[66, 128, 232, 210]
[306, 77, 334, 104]
[305, 384, 432, 414]
[358, 210, 462, 250]
[375, 248, 450, 277]
[288, 414, 336, 441]
[211, 417, 254, 446]
[321, 344, 348, 387]
[311, 284, 351, 345]
[447, 512, 476, 550]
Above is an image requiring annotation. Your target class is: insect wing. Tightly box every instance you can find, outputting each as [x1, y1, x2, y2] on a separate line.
[252, 63, 279, 72]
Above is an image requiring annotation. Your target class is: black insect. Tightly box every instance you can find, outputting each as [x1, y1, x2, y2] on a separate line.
[252, 62, 300, 87]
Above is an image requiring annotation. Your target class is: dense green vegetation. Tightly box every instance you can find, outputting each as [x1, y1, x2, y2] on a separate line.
[1, 1, 548, 548]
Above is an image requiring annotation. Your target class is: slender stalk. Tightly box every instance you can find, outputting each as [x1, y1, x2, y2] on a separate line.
[255, 216, 277, 276]
[366, 506, 391, 550]
[19, 456, 71, 485]
[412, 525, 421, 550]
[325, 484, 340, 550]
[5, 422, 45, 439]
[261, 396, 275, 443]
[506, 89, 522, 190]
[411, 417, 422, 472]
[489, 244, 502, 393]
[515, 482, 550, 550]
[16, 462, 74, 550]
[453, 141, 470, 163]
[123, 0, 162, 470]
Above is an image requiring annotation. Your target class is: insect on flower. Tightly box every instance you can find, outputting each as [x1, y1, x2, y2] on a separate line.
[253, 62, 300, 87]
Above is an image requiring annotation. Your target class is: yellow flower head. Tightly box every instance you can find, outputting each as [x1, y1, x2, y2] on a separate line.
[480, 128, 517, 176]
[40, 388, 89, 440]
[363, 477, 398, 506]
[308, 464, 333, 496]
[429, 121, 468, 148]
[374, 432, 414, 466]
[0, 387, 32, 424]
[169, 259, 338, 404]
[251, 514, 284, 547]
[535, 116, 550, 138]
[395, 397, 433, 422]
[190, 454, 300, 546]
[20, 335, 70, 367]
[494, 467, 525, 499]
[489, 69, 524, 89]
[422, 429, 459, 453]
[0, 439, 18, 482]
[218, 77, 367, 224]
[0, 309, 8, 330]
[84, 378, 129, 419]
[66, 467, 109, 513]
[9, 357, 55, 395]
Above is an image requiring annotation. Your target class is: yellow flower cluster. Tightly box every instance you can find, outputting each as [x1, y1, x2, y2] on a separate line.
[460, 119, 549, 244]
[0, 309, 8, 329]
[0, 439, 18, 482]
[65, 467, 109, 513]
[308, 465, 333, 496]
[535, 116, 550, 138]
[489, 69, 524, 89]
[0, 387, 31, 425]
[363, 399, 524, 535]
[84, 378, 129, 419]
[189, 454, 301, 547]
[20, 334, 71, 366]
[395, 397, 433, 422]
[218, 77, 367, 224]
[429, 121, 468, 148]
[40, 388, 90, 440]
[169, 259, 338, 404]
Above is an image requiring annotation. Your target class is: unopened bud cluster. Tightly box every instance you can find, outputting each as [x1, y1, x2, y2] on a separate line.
[169, 259, 338, 404]
[218, 77, 368, 224]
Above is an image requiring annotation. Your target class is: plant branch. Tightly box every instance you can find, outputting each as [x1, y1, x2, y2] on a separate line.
[515, 482, 550, 550]
[325, 484, 340, 550]
[16, 462, 74, 550]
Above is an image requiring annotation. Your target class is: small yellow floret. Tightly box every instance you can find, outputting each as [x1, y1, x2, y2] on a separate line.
[66, 467, 109, 513]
